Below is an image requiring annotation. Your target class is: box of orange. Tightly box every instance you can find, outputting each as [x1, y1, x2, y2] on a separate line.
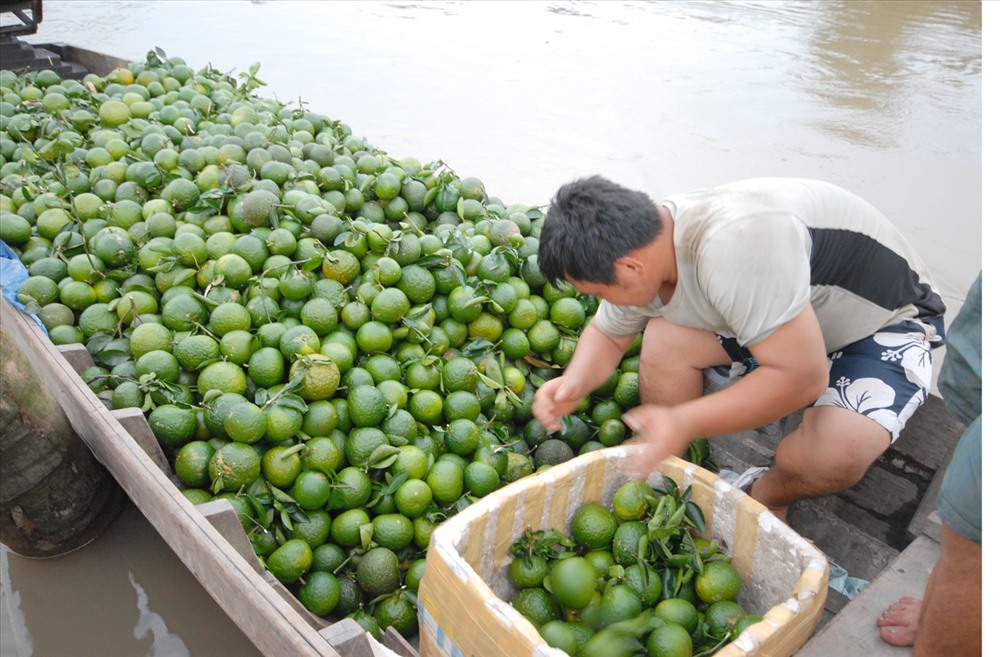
[417, 446, 828, 657]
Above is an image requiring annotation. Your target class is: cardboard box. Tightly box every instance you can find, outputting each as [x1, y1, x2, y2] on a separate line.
[418, 447, 828, 657]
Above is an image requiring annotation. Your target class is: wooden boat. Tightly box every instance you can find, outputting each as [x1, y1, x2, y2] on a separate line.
[0, 34, 964, 657]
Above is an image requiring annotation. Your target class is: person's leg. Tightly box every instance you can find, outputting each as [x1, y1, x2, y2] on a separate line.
[879, 414, 982, 652]
[913, 524, 982, 656]
[637, 317, 730, 405]
[750, 324, 934, 520]
[748, 405, 890, 521]
[877, 524, 982, 655]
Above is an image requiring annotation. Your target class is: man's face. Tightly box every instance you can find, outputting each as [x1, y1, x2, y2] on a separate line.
[566, 262, 659, 307]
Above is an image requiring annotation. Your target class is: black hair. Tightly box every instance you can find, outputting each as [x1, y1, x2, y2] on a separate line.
[538, 175, 663, 285]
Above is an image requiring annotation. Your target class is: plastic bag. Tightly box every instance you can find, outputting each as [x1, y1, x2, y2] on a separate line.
[0, 240, 48, 334]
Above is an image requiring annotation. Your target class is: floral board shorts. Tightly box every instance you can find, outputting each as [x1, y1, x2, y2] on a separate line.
[717, 320, 936, 443]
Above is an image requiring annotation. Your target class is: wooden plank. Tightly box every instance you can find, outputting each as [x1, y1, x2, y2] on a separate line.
[319, 620, 375, 657]
[0, 296, 342, 657]
[198, 499, 264, 572]
[198, 500, 337, 635]
[58, 345, 176, 479]
[891, 395, 963, 473]
[110, 407, 174, 478]
[380, 628, 419, 657]
[794, 535, 939, 657]
[55, 343, 94, 372]
[815, 588, 851, 632]
[919, 510, 943, 544]
[907, 437, 955, 542]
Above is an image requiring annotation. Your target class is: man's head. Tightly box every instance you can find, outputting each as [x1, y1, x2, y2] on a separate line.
[538, 175, 663, 289]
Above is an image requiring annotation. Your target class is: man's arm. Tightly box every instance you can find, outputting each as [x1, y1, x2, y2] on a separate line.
[624, 304, 828, 474]
[532, 320, 636, 432]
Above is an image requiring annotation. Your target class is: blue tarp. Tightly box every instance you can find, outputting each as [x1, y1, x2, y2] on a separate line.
[0, 240, 48, 334]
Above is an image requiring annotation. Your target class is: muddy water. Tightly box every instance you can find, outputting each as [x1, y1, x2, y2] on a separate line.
[5, 1, 985, 656]
[1, 504, 262, 657]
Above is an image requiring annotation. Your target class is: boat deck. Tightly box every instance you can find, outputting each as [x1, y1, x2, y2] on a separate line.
[798, 514, 940, 656]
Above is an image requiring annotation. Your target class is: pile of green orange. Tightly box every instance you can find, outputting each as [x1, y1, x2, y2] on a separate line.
[0, 51, 715, 640]
[508, 478, 761, 657]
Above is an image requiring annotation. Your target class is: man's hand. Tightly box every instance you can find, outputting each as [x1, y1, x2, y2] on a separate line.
[532, 376, 587, 433]
[621, 405, 698, 480]
[531, 321, 636, 433]
[618, 304, 829, 481]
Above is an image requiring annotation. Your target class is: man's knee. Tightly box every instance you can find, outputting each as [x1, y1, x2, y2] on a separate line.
[775, 410, 890, 493]
[637, 320, 730, 405]
[638, 318, 728, 372]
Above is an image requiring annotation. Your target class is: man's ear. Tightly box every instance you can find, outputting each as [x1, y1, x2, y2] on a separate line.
[615, 255, 644, 281]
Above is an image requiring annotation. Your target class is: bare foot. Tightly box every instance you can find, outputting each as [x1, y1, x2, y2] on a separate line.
[877, 596, 922, 646]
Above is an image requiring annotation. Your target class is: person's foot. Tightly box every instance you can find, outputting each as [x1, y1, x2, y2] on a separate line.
[876, 596, 922, 646]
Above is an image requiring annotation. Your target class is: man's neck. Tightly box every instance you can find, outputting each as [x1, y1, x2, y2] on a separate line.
[656, 206, 679, 298]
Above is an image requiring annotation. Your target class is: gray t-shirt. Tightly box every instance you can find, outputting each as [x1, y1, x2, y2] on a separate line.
[594, 178, 945, 353]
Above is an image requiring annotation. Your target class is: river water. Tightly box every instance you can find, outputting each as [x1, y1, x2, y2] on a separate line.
[3, 1, 988, 656]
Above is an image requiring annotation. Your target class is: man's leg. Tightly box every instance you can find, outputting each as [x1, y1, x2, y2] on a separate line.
[748, 405, 890, 521]
[876, 523, 982, 656]
[637, 317, 730, 404]
[752, 324, 934, 520]
[879, 414, 982, 654]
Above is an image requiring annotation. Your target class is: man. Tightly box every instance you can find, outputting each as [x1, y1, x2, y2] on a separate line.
[532, 176, 945, 521]
[877, 272, 981, 656]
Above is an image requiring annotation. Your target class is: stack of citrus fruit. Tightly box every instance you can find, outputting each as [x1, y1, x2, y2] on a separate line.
[507, 478, 761, 657]
[0, 53, 715, 641]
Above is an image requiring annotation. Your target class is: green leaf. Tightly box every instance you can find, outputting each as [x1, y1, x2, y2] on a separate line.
[51, 228, 80, 249]
[665, 501, 688, 530]
[327, 488, 347, 510]
[195, 356, 221, 370]
[478, 373, 503, 390]
[280, 443, 308, 459]
[301, 255, 323, 272]
[245, 495, 269, 526]
[384, 471, 408, 495]
[276, 392, 308, 413]
[648, 526, 679, 544]
[685, 500, 707, 533]
[367, 444, 400, 470]
[359, 523, 373, 551]
[648, 494, 669, 531]
[270, 486, 299, 506]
